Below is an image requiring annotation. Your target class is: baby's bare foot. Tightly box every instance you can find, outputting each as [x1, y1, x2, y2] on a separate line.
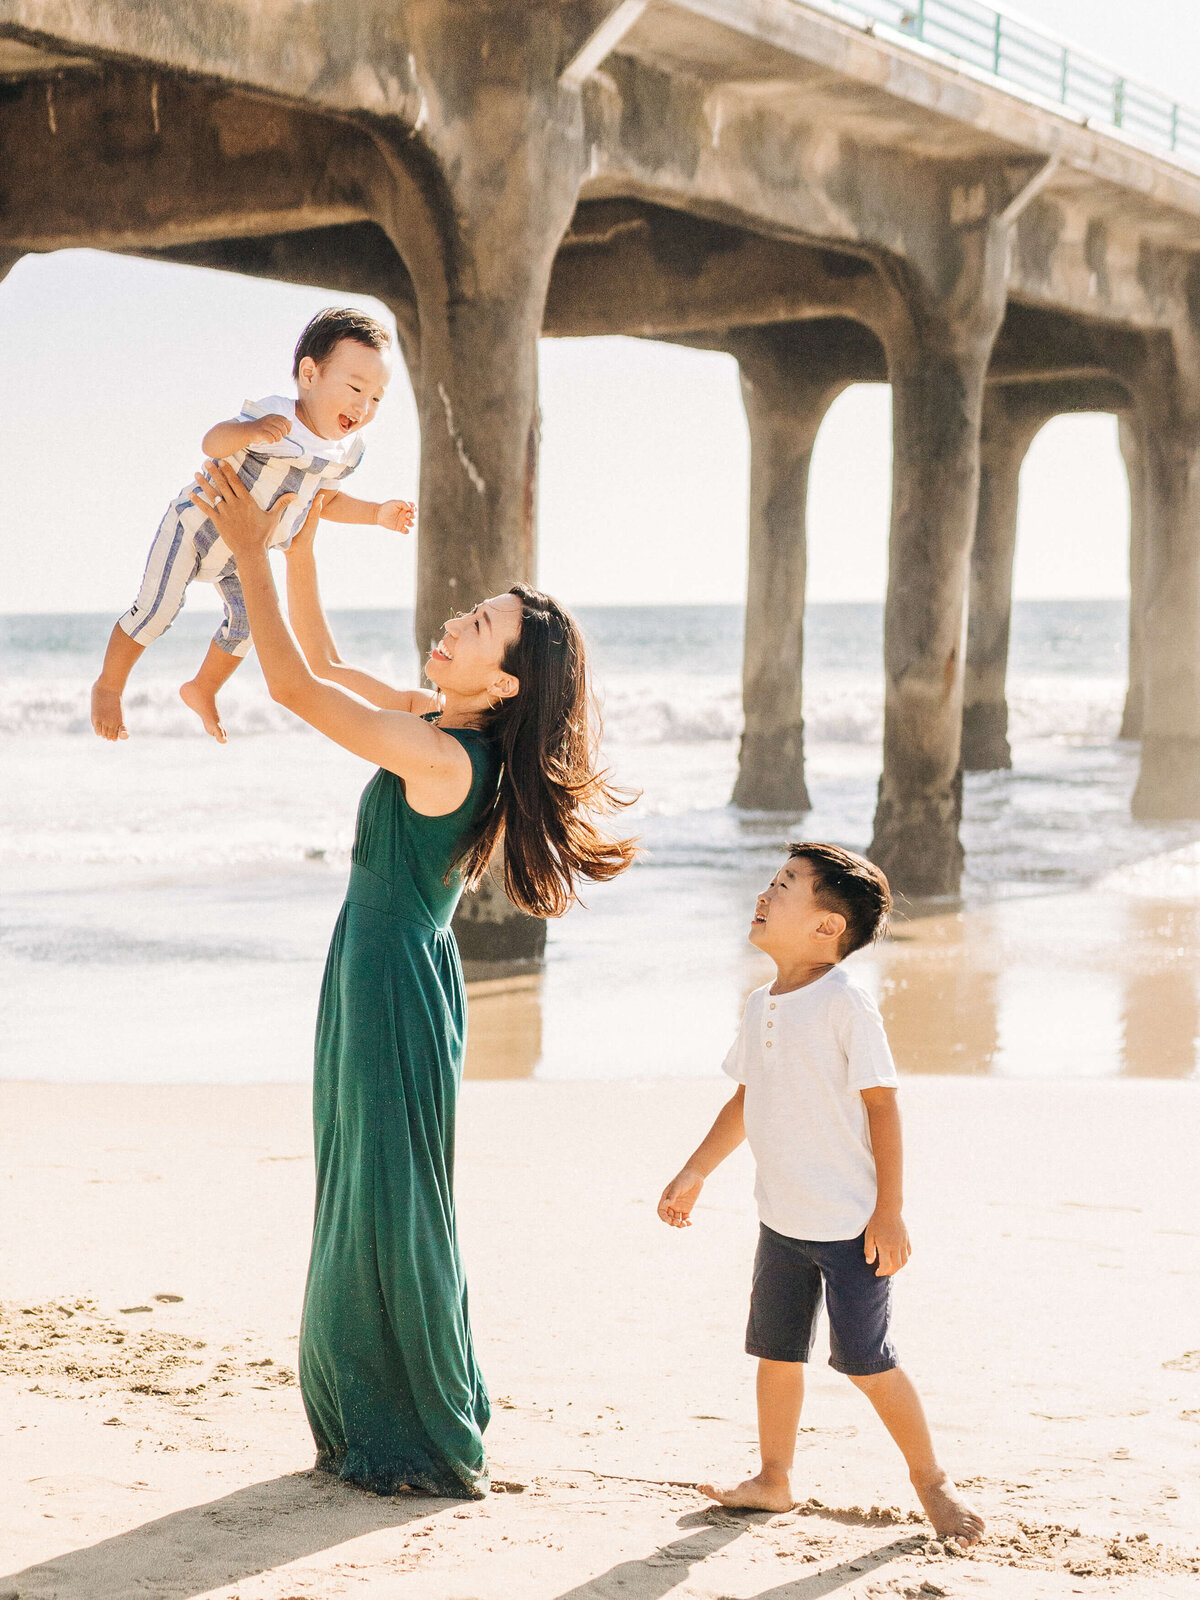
[699, 1471, 793, 1512]
[913, 1471, 985, 1544]
[180, 681, 228, 743]
[91, 682, 129, 741]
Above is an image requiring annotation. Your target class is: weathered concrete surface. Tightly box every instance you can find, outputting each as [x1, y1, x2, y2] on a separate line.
[1132, 285, 1200, 820]
[728, 318, 882, 812]
[866, 184, 1013, 897]
[0, 70, 378, 252]
[963, 377, 1132, 772]
[370, 6, 587, 658]
[2, 0, 1200, 906]
[1119, 413, 1147, 742]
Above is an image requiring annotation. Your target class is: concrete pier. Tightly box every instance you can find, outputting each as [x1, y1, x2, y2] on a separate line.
[2, 0, 1200, 914]
[1119, 414, 1147, 742]
[729, 319, 882, 812]
[963, 378, 1132, 772]
[867, 193, 1011, 896]
[962, 390, 1043, 772]
[1132, 310, 1200, 820]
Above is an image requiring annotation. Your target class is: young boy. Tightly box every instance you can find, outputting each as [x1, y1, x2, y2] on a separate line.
[658, 843, 984, 1544]
[90, 307, 415, 744]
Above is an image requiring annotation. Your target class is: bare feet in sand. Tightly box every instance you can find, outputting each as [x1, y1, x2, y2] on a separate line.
[699, 1471, 793, 1513]
[913, 1471, 985, 1544]
[91, 682, 129, 741]
[179, 680, 228, 743]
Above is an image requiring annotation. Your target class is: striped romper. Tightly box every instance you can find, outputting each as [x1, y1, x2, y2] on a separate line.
[119, 395, 366, 658]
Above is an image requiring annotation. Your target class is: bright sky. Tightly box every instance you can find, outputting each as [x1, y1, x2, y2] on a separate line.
[0, 0, 1193, 614]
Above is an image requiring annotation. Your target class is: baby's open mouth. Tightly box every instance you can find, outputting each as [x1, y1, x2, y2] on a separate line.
[338, 413, 357, 433]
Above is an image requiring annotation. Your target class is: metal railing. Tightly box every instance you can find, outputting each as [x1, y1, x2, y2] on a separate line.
[795, 0, 1200, 170]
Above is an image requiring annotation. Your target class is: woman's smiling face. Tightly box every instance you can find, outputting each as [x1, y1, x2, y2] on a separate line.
[425, 594, 523, 698]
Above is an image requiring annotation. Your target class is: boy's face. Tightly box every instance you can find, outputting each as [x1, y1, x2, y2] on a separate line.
[749, 856, 845, 963]
[296, 338, 392, 441]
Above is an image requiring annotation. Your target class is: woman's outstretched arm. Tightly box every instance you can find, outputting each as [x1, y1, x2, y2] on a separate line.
[191, 463, 473, 814]
[284, 496, 438, 715]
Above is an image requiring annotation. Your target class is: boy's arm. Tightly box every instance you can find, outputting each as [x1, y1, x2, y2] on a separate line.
[283, 498, 434, 714]
[202, 413, 290, 458]
[320, 491, 415, 534]
[861, 1087, 911, 1277]
[657, 1085, 746, 1228]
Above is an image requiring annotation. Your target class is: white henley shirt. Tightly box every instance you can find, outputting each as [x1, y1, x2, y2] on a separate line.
[722, 965, 899, 1242]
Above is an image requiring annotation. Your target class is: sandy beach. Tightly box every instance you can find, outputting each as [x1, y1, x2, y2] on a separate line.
[4, 606, 1200, 1596]
[3, 1074, 1198, 1599]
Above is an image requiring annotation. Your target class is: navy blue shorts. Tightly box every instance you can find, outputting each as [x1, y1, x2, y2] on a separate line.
[746, 1223, 899, 1376]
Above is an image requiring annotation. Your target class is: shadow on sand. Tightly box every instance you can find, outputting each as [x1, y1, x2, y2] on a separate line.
[0, 1469, 447, 1600]
[553, 1513, 750, 1600]
[552, 1510, 917, 1600]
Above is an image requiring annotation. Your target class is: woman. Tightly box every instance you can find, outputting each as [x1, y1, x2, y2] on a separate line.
[194, 461, 635, 1497]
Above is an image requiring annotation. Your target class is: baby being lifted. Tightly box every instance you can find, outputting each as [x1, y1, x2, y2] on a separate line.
[90, 306, 415, 744]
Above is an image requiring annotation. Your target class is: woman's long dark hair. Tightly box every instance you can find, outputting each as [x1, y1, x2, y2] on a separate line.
[455, 585, 638, 917]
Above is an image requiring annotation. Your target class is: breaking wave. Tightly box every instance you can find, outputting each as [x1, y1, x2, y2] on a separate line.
[0, 670, 1125, 746]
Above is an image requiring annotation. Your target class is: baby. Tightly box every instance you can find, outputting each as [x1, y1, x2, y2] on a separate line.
[91, 306, 414, 743]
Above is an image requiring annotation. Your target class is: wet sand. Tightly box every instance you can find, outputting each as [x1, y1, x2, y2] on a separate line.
[2, 1074, 1199, 1598]
[462, 874, 1200, 1082]
[7, 849, 1200, 1087]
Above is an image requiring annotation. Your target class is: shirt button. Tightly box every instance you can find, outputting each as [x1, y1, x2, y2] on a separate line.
[766, 1021, 773, 1028]
[769, 1003, 776, 1010]
[765, 1040, 773, 1048]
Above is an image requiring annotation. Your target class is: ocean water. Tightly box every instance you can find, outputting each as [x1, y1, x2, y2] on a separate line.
[3, 601, 1199, 1083]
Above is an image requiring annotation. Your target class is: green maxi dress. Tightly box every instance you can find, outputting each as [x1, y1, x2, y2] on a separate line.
[299, 723, 500, 1498]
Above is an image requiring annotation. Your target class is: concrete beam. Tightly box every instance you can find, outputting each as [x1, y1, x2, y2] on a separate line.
[145, 224, 419, 355]
[585, 50, 1200, 331]
[625, 1, 1200, 224]
[0, 69, 376, 253]
[548, 199, 893, 340]
[0, 0, 422, 116]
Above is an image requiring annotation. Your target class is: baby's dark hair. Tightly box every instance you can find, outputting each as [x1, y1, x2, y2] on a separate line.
[293, 307, 392, 378]
[787, 841, 892, 958]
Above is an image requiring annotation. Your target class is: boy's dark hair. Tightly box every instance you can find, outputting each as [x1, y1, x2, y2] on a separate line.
[787, 841, 892, 958]
[293, 307, 392, 378]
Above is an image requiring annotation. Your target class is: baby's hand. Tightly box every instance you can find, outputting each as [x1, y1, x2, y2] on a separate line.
[248, 413, 292, 447]
[657, 1167, 704, 1228]
[376, 498, 416, 534]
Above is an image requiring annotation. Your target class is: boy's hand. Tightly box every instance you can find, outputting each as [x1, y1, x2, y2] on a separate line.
[657, 1167, 704, 1228]
[376, 498, 416, 534]
[247, 413, 292, 447]
[864, 1210, 911, 1277]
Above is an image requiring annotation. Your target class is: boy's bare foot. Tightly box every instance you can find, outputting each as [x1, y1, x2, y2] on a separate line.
[912, 1471, 985, 1544]
[179, 681, 228, 743]
[698, 1471, 793, 1512]
[91, 682, 129, 741]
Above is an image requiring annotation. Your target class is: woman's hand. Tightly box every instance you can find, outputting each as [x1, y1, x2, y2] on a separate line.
[190, 458, 295, 562]
[285, 491, 329, 561]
